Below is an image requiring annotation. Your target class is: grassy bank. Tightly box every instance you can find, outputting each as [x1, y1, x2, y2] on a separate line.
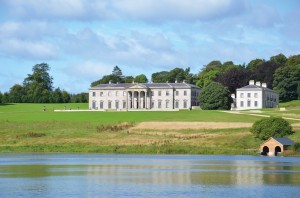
[0, 103, 299, 155]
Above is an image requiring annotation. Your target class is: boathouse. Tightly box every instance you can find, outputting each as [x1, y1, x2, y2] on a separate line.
[260, 137, 294, 156]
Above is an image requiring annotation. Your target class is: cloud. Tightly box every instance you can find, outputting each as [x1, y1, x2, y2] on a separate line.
[2, 0, 246, 22]
[0, 39, 59, 60]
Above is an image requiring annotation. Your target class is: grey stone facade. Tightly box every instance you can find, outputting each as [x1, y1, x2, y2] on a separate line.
[89, 82, 201, 111]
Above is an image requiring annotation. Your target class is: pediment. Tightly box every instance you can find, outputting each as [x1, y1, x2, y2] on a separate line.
[128, 84, 147, 89]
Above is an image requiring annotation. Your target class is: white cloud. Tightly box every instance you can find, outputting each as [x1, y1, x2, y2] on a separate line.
[0, 39, 58, 59]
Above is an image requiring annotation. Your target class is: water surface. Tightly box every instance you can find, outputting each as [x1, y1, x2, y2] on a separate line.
[0, 154, 299, 197]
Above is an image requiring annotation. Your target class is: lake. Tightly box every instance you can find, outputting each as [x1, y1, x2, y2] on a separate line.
[0, 154, 300, 198]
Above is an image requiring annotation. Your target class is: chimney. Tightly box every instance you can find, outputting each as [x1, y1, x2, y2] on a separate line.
[175, 79, 178, 83]
[249, 80, 255, 85]
[109, 80, 112, 84]
[183, 80, 186, 83]
[231, 94, 236, 98]
[262, 83, 267, 88]
[132, 80, 135, 84]
[255, 81, 261, 87]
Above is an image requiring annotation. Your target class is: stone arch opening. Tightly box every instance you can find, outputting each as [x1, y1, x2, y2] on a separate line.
[275, 146, 282, 156]
[262, 146, 269, 156]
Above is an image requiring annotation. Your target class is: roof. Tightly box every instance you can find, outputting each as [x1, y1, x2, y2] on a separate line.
[237, 84, 275, 92]
[273, 137, 294, 146]
[90, 82, 200, 90]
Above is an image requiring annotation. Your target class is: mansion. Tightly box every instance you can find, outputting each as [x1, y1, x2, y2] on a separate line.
[89, 81, 201, 111]
[232, 80, 279, 110]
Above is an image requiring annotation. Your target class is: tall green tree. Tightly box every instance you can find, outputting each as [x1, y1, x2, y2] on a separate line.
[0, 92, 2, 103]
[23, 63, 53, 103]
[273, 65, 300, 102]
[151, 71, 169, 83]
[91, 66, 125, 86]
[199, 82, 232, 110]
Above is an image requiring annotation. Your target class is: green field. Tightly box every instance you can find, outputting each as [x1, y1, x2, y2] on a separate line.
[0, 103, 299, 155]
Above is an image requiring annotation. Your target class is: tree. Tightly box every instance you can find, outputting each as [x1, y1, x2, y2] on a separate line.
[298, 81, 300, 100]
[0, 92, 2, 103]
[198, 82, 232, 110]
[250, 117, 293, 140]
[285, 54, 300, 67]
[134, 74, 148, 83]
[196, 70, 220, 88]
[124, 76, 134, 83]
[215, 67, 250, 93]
[9, 84, 25, 103]
[91, 66, 125, 86]
[112, 66, 123, 77]
[23, 63, 53, 103]
[273, 65, 300, 102]
[151, 71, 169, 83]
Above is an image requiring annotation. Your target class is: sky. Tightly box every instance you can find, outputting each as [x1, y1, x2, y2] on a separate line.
[0, 0, 300, 93]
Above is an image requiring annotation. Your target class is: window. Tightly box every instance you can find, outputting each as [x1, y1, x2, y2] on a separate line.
[247, 93, 251, 98]
[184, 91, 187, 96]
[183, 100, 187, 108]
[100, 101, 103, 109]
[175, 100, 179, 108]
[254, 93, 258, 98]
[108, 92, 111, 96]
[247, 100, 251, 107]
[158, 91, 161, 96]
[92, 101, 96, 109]
[116, 91, 118, 96]
[166, 91, 169, 96]
[115, 101, 119, 109]
[123, 101, 126, 109]
[166, 100, 169, 108]
[108, 101, 112, 109]
[100, 92, 103, 96]
[254, 101, 258, 107]
[240, 93, 244, 98]
[176, 91, 179, 96]
[151, 101, 155, 108]
[240, 101, 244, 107]
[92, 92, 96, 97]
[151, 91, 154, 96]
[158, 100, 162, 108]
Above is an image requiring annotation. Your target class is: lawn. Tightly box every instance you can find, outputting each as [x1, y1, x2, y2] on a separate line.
[0, 103, 299, 155]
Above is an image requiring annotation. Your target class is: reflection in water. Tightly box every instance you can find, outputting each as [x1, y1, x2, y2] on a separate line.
[0, 154, 300, 197]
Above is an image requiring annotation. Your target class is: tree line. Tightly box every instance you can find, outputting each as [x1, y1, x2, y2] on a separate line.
[0, 63, 88, 103]
[1, 53, 299, 104]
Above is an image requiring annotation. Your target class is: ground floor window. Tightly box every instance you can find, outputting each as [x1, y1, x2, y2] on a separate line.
[254, 101, 258, 107]
[240, 101, 244, 107]
[166, 100, 169, 108]
[100, 101, 103, 109]
[158, 100, 162, 108]
[123, 101, 126, 109]
[183, 100, 187, 108]
[175, 100, 179, 108]
[92, 101, 96, 109]
[115, 101, 119, 109]
[108, 101, 112, 109]
[247, 100, 251, 107]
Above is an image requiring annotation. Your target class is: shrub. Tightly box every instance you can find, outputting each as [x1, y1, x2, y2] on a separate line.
[250, 117, 293, 140]
[291, 142, 300, 151]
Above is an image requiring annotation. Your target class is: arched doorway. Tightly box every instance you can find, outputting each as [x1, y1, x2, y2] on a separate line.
[262, 146, 269, 156]
[275, 146, 282, 156]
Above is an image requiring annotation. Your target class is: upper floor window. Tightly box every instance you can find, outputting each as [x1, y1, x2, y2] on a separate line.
[166, 91, 169, 96]
[254, 93, 258, 98]
[240, 93, 244, 98]
[100, 92, 103, 96]
[247, 93, 251, 98]
[151, 91, 154, 96]
[158, 91, 161, 96]
[92, 92, 96, 97]
[184, 91, 187, 96]
[175, 91, 179, 96]
[108, 92, 111, 96]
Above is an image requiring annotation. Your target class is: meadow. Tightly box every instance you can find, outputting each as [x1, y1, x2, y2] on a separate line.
[0, 103, 299, 155]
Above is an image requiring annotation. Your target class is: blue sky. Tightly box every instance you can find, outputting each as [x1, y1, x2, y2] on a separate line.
[0, 0, 300, 93]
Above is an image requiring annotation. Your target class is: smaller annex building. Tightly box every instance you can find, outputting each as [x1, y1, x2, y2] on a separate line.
[260, 137, 294, 156]
[232, 80, 279, 110]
